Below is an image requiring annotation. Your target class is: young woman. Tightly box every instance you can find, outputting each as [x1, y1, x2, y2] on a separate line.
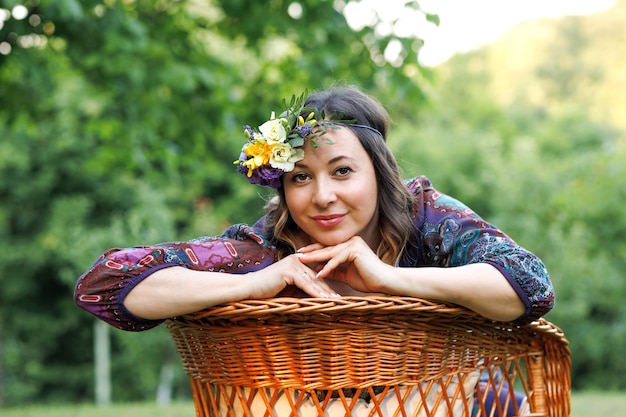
[74, 86, 554, 332]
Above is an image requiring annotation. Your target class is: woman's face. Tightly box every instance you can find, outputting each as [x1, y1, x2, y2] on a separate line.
[283, 127, 380, 248]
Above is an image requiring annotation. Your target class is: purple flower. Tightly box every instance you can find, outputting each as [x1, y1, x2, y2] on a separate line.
[237, 147, 249, 161]
[296, 124, 313, 137]
[235, 148, 250, 175]
[247, 165, 283, 188]
[236, 163, 249, 176]
[243, 125, 254, 141]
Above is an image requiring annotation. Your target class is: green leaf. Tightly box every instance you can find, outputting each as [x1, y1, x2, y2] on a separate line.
[426, 13, 440, 26]
[288, 137, 304, 147]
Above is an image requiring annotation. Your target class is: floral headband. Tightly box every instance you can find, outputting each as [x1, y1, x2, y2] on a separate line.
[234, 92, 382, 188]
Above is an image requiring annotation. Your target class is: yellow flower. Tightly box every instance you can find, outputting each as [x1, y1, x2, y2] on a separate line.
[242, 141, 273, 176]
[297, 112, 317, 128]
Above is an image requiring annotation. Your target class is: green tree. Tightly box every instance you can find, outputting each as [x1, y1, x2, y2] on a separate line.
[0, 0, 434, 406]
[391, 47, 626, 390]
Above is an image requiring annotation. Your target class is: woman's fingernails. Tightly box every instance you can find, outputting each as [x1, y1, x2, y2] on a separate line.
[319, 291, 329, 298]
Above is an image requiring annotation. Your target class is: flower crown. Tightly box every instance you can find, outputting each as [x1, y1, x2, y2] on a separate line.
[234, 92, 349, 188]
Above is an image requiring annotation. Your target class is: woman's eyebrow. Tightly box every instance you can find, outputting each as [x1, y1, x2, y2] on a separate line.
[294, 155, 356, 169]
[328, 155, 356, 164]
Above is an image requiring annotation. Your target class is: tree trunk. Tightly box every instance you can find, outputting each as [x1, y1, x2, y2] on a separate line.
[156, 361, 175, 406]
[94, 320, 111, 406]
[0, 319, 4, 407]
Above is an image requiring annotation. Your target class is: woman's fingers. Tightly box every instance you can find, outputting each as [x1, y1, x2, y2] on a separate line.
[314, 254, 347, 280]
[296, 242, 326, 253]
[295, 243, 344, 265]
[289, 255, 341, 298]
[296, 269, 341, 298]
[296, 239, 360, 279]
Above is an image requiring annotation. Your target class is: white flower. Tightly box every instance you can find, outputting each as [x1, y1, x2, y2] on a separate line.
[259, 118, 288, 144]
[270, 143, 304, 172]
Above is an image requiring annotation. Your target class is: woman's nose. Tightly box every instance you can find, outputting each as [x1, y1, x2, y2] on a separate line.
[312, 179, 337, 207]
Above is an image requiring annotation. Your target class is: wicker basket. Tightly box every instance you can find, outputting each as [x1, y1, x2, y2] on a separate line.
[166, 296, 570, 417]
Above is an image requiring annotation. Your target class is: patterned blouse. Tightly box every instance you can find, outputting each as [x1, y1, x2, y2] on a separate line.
[74, 176, 554, 331]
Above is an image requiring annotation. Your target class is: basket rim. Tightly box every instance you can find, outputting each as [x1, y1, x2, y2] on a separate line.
[170, 296, 565, 341]
[180, 296, 469, 319]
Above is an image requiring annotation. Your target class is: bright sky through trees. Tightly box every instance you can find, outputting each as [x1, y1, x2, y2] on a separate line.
[344, 0, 616, 66]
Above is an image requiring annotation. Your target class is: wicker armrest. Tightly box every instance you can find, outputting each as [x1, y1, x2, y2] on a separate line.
[166, 296, 570, 417]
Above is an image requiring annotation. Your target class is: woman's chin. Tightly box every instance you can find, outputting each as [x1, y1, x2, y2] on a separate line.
[306, 232, 354, 247]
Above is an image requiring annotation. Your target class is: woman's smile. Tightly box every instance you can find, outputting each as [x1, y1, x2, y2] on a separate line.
[311, 213, 346, 227]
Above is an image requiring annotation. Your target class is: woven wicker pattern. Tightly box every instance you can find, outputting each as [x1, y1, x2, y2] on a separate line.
[166, 296, 570, 417]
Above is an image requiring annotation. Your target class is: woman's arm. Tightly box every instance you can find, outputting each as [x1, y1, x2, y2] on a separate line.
[382, 263, 526, 321]
[124, 257, 340, 320]
[122, 266, 255, 320]
[74, 225, 274, 331]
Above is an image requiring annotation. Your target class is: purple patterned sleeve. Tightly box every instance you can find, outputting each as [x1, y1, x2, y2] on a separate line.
[401, 176, 554, 324]
[74, 224, 277, 331]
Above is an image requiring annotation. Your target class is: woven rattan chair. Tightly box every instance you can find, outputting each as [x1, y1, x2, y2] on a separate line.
[166, 296, 570, 417]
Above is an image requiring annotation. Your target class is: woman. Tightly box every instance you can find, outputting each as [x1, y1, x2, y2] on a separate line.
[74, 86, 554, 332]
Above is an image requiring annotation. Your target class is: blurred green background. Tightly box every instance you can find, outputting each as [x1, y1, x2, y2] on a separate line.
[1, 0, 625, 411]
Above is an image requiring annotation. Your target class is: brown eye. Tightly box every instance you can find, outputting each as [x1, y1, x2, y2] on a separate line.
[291, 172, 309, 183]
[335, 166, 353, 177]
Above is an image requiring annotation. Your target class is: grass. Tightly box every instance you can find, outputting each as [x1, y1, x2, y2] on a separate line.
[1, 401, 196, 417]
[570, 391, 626, 417]
[2, 392, 626, 416]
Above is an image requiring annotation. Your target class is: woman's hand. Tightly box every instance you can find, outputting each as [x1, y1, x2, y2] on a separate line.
[295, 236, 395, 294]
[246, 254, 342, 299]
[294, 238, 525, 321]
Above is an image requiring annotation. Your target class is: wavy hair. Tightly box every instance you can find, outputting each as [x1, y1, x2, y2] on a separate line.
[263, 86, 415, 265]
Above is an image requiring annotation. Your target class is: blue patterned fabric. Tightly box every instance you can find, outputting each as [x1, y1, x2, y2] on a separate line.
[398, 176, 553, 323]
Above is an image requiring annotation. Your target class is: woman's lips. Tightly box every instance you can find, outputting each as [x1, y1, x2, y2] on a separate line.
[312, 214, 346, 227]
